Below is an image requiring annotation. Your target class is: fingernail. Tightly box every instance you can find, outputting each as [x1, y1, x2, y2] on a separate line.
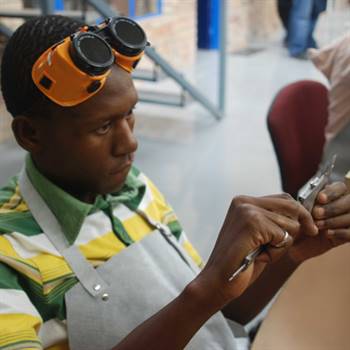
[317, 192, 328, 204]
[313, 224, 319, 234]
[322, 194, 328, 202]
[327, 230, 335, 237]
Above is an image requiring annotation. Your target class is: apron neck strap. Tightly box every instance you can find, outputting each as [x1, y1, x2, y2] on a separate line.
[19, 167, 70, 251]
[19, 167, 109, 297]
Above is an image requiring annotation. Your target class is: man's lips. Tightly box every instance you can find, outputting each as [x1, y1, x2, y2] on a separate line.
[109, 154, 134, 175]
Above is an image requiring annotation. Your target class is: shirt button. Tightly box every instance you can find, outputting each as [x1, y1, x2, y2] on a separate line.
[93, 284, 101, 292]
[102, 293, 109, 301]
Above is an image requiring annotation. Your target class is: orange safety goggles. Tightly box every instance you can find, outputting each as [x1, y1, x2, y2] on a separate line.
[32, 17, 149, 107]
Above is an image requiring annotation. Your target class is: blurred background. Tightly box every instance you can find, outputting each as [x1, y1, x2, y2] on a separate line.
[0, 0, 349, 260]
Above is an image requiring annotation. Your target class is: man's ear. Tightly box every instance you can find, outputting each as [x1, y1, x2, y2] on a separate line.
[11, 116, 43, 153]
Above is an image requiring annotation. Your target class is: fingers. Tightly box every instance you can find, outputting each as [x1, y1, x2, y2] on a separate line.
[252, 193, 300, 218]
[267, 238, 294, 262]
[312, 182, 350, 234]
[264, 227, 294, 263]
[244, 207, 295, 262]
[314, 192, 350, 219]
[249, 194, 317, 235]
[316, 212, 350, 230]
[234, 194, 318, 236]
[326, 229, 350, 246]
[225, 198, 297, 258]
[258, 208, 300, 237]
[296, 203, 319, 236]
[261, 224, 295, 265]
[316, 182, 347, 205]
[268, 225, 293, 247]
[260, 195, 317, 235]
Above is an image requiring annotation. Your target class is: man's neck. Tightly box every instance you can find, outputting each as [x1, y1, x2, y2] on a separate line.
[31, 156, 97, 204]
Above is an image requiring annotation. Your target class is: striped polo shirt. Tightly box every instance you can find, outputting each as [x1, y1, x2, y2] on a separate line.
[0, 156, 203, 350]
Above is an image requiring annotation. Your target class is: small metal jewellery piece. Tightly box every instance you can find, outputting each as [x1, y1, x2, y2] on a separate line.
[271, 230, 290, 248]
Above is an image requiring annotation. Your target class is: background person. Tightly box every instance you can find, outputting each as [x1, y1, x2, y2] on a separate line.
[277, 0, 293, 45]
[310, 34, 350, 180]
[287, 0, 327, 58]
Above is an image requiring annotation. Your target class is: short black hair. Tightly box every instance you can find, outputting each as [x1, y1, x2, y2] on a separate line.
[1, 15, 83, 118]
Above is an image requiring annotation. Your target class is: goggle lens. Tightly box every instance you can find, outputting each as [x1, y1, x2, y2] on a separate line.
[79, 35, 111, 64]
[114, 20, 145, 46]
[70, 32, 114, 75]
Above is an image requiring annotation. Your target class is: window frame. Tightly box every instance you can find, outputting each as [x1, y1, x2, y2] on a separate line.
[128, 0, 162, 20]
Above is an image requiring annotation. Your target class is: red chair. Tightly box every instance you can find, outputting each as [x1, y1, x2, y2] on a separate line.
[267, 80, 328, 198]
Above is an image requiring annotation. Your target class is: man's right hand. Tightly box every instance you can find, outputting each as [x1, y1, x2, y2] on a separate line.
[190, 194, 318, 311]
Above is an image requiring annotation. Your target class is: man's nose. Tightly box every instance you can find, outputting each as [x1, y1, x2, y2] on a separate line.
[112, 118, 138, 156]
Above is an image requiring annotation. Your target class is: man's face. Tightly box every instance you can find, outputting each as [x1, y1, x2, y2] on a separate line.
[35, 66, 138, 200]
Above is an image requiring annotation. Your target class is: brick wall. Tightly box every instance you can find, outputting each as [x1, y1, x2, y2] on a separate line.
[135, 0, 281, 63]
[227, 0, 281, 52]
[135, 0, 197, 70]
[136, 0, 280, 64]
[334, 0, 350, 9]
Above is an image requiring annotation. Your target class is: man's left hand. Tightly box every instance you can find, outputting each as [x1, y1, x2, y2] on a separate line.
[288, 181, 350, 263]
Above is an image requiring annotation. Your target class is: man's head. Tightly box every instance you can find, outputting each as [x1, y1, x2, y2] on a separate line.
[1, 16, 139, 202]
[1, 15, 83, 118]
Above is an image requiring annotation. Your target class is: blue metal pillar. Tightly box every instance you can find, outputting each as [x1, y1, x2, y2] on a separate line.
[198, 0, 220, 49]
[54, 0, 64, 11]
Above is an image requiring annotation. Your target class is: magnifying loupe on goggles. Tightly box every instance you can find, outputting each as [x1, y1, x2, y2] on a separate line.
[32, 17, 149, 107]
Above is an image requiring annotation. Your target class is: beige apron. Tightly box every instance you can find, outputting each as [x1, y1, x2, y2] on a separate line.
[19, 168, 240, 350]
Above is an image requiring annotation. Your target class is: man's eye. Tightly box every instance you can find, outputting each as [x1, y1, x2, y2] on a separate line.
[95, 122, 112, 135]
[126, 106, 136, 117]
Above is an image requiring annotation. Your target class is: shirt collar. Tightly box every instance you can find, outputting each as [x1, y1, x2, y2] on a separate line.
[25, 155, 145, 244]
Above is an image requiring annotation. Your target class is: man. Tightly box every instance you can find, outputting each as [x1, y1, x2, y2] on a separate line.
[310, 35, 350, 181]
[0, 15, 349, 350]
[287, 0, 327, 58]
[277, 0, 292, 45]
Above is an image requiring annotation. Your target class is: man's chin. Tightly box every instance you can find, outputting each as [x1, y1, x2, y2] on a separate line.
[102, 177, 129, 195]
[111, 181, 126, 194]
[99, 165, 131, 195]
